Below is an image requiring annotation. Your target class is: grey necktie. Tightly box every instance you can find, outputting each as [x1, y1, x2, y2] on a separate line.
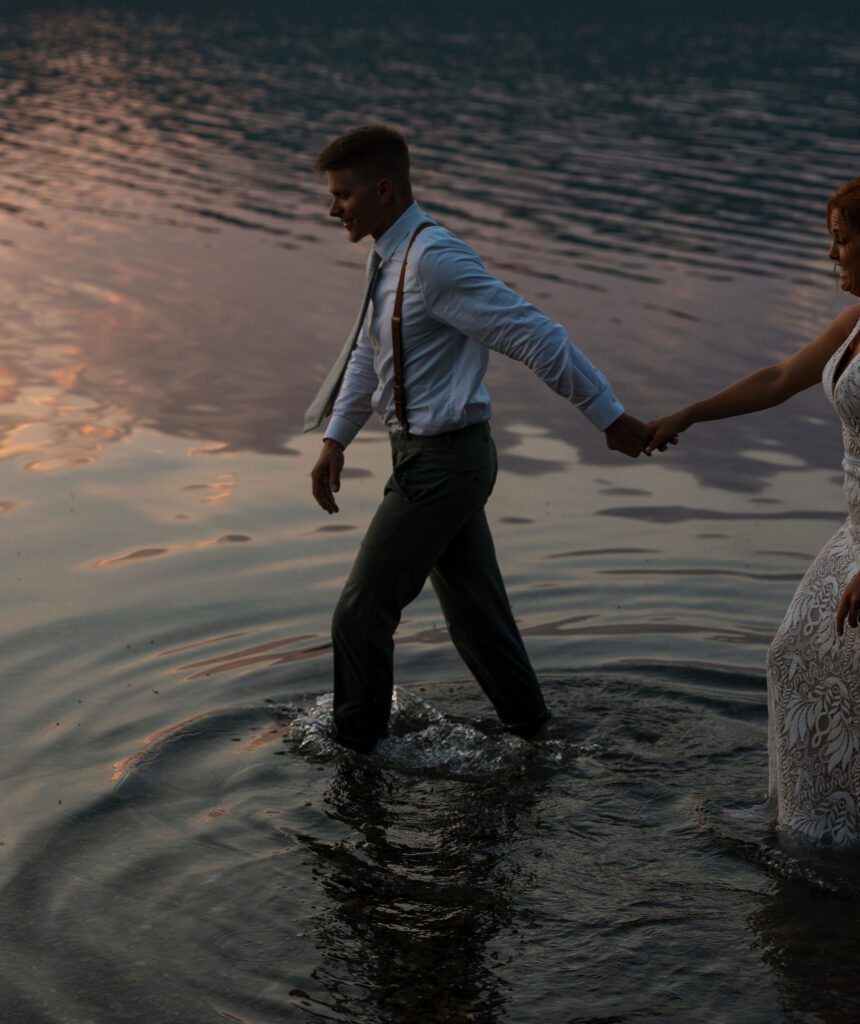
[303, 249, 382, 432]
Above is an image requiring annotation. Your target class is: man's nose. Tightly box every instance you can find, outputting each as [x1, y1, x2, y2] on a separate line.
[329, 198, 342, 218]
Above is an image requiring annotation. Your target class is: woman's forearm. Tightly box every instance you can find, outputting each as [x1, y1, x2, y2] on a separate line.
[647, 309, 856, 452]
[682, 364, 787, 428]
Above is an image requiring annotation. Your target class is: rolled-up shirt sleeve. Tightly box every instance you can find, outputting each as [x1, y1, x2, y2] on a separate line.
[325, 321, 376, 448]
[415, 239, 624, 431]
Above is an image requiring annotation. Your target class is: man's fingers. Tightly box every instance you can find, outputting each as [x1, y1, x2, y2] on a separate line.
[311, 467, 338, 514]
[319, 476, 339, 514]
[310, 441, 345, 515]
[316, 487, 339, 515]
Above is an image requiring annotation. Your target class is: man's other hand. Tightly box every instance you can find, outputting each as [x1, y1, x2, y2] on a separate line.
[604, 413, 653, 458]
[311, 438, 345, 514]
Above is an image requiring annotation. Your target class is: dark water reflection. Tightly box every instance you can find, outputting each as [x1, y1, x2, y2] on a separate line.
[301, 760, 524, 1023]
[3, 6, 860, 1024]
[10, 674, 859, 1023]
[750, 882, 860, 1024]
[0, 678, 778, 1024]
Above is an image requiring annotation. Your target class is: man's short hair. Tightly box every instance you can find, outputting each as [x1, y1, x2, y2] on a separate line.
[314, 125, 411, 191]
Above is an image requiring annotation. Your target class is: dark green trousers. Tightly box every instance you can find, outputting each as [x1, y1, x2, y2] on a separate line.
[332, 421, 549, 752]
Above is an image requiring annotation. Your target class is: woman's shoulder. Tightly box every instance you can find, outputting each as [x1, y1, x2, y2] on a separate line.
[832, 303, 860, 338]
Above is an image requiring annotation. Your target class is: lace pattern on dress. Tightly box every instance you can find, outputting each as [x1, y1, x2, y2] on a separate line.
[766, 317, 860, 846]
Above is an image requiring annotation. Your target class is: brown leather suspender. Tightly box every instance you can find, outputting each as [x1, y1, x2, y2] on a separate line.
[391, 221, 434, 433]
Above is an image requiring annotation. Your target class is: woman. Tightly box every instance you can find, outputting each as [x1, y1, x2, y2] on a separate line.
[648, 177, 860, 847]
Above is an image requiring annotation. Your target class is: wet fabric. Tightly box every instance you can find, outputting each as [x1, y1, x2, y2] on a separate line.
[332, 422, 549, 751]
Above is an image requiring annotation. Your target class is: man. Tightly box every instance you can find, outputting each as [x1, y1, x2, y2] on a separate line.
[306, 124, 651, 754]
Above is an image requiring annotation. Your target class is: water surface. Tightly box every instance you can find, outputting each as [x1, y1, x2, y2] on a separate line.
[1, 4, 860, 1022]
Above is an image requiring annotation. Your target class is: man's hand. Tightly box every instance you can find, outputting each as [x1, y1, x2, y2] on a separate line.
[311, 438, 345, 514]
[604, 413, 655, 458]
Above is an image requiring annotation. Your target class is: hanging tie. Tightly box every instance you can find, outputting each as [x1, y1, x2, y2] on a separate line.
[303, 248, 383, 432]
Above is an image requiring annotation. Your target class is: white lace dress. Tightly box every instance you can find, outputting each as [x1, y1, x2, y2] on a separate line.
[767, 316, 860, 846]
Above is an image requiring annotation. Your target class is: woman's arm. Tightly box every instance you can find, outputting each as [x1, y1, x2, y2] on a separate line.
[647, 305, 860, 450]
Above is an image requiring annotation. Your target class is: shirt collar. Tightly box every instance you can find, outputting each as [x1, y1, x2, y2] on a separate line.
[373, 201, 431, 264]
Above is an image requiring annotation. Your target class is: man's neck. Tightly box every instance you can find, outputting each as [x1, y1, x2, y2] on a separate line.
[372, 199, 413, 242]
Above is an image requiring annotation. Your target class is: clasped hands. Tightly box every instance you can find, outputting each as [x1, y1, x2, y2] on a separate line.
[605, 412, 680, 458]
[312, 415, 677, 516]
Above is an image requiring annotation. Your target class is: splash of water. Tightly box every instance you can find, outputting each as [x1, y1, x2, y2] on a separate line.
[279, 687, 564, 776]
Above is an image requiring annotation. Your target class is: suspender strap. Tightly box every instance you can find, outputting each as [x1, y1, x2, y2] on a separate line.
[391, 221, 434, 432]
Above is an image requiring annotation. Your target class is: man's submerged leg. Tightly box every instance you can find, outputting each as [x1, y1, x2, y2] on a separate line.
[332, 423, 548, 751]
[330, 490, 414, 753]
[330, 434, 478, 751]
[528, 721, 550, 742]
[429, 504, 551, 742]
[332, 425, 508, 752]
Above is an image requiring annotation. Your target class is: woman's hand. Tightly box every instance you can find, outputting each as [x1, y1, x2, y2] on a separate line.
[836, 570, 860, 636]
[644, 410, 688, 455]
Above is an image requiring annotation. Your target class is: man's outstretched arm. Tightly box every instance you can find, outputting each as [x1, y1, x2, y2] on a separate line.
[416, 241, 643, 439]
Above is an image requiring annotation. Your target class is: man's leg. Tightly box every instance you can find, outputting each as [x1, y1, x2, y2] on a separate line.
[332, 426, 495, 752]
[429, 506, 549, 740]
[331, 489, 429, 751]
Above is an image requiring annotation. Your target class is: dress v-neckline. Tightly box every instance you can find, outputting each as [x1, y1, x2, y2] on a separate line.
[832, 319, 860, 389]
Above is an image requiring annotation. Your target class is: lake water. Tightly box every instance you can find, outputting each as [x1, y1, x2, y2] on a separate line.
[1, 3, 860, 1022]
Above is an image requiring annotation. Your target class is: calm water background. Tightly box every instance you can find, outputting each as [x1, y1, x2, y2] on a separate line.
[1, 3, 860, 1022]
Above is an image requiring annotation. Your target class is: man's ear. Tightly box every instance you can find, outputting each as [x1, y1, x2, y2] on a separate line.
[376, 177, 394, 204]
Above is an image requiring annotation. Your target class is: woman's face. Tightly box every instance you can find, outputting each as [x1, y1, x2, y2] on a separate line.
[828, 208, 860, 296]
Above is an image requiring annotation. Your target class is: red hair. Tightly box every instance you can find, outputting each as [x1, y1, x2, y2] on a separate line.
[826, 177, 860, 234]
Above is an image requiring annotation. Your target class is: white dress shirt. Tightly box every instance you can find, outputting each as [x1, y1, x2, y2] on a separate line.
[325, 202, 624, 448]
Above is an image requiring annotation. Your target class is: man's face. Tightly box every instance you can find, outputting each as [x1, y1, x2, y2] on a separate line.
[327, 168, 385, 243]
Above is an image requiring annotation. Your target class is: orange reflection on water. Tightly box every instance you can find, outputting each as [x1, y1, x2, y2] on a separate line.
[176, 634, 326, 680]
[0, 419, 103, 473]
[182, 475, 236, 504]
[79, 423, 121, 439]
[91, 533, 251, 569]
[242, 723, 292, 752]
[93, 546, 171, 569]
[109, 708, 221, 782]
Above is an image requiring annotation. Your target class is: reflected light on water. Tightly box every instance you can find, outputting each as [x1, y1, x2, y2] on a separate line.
[1, 7, 860, 1023]
[0, 5, 856, 486]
